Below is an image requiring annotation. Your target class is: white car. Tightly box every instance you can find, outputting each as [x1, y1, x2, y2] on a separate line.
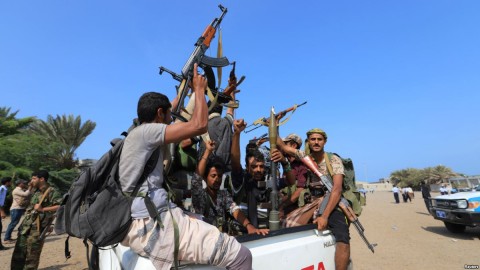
[430, 186, 480, 233]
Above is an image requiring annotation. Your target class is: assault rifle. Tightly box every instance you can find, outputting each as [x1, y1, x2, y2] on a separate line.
[300, 154, 377, 253]
[245, 101, 307, 133]
[159, 4, 231, 122]
[160, 5, 231, 175]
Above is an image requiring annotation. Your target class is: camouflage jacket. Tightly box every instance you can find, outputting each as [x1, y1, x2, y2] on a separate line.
[21, 185, 62, 234]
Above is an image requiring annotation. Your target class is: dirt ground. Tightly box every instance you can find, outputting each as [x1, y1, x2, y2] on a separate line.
[1, 191, 479, 270]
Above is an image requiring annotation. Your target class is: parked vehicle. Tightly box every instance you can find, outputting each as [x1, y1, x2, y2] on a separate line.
[429, 188, 480, 233]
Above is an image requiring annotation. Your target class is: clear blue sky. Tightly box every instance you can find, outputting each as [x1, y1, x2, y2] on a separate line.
[2, 1, 479, 182]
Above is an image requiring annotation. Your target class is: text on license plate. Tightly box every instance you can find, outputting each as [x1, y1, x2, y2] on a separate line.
[436, 210, 447, 218]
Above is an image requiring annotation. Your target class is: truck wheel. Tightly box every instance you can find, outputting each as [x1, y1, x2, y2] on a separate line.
[443, 222, 466, 233]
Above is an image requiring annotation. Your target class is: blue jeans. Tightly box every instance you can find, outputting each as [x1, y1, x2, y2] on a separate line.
[5, 208, 26, 240]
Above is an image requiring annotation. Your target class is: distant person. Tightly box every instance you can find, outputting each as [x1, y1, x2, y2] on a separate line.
[392, 186, 400, 204]
[401, 187, 408, 203]
[420, 181, 432, 212]
[406, 186, 414, 202]
[0, 177, 13, 250]
[4, 179, 33, 243]
[439, 185, 447, 195]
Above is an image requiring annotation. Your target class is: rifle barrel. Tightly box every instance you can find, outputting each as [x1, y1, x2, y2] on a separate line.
[244, 101, 307, 133]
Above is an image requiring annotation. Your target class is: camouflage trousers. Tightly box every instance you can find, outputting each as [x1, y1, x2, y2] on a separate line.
[11, 225, 45, 270]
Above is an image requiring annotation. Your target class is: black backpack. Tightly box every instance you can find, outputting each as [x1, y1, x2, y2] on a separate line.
[55, 129, 159, 265]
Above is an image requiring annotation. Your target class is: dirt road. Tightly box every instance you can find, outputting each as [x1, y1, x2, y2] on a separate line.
[2, 191, 479, 269]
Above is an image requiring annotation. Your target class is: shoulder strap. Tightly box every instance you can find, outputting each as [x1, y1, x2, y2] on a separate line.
[36, 187, 52, 229]
[324, 152, 334, 177]
[130, 147, 161, 197]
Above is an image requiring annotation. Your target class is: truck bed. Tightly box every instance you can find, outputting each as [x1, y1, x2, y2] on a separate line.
[99, 224, 336, 270]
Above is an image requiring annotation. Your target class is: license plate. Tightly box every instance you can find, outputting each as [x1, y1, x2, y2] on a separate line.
[436, 210, 447, 218]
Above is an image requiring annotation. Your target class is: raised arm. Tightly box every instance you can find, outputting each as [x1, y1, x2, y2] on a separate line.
[197, 140, 216, 177]
[231, 119, 246, 174]
[225, 76, 237, 117]
[164, 63, 208, 144]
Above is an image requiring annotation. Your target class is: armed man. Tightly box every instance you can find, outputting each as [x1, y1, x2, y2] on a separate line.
[11, 170, 62, 270]
[230, 119, 294, 229]
[277, 128, 350, 270]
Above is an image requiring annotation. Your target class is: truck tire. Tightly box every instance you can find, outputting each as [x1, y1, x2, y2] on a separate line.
[444, 222, 466, 233]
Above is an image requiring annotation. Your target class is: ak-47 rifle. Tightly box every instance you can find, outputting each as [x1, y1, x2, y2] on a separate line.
[159, 4, 232, 122]
[160, 5, 231, 175]
[300, 154, 377, 253]
[245, 101, 307, 133]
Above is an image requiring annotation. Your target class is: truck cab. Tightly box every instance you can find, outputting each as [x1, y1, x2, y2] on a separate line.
[429, 186, 480, 233]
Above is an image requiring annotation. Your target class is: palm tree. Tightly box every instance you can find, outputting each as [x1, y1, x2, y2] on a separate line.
[30, 114, 96, 169]
[424, 165, 458, 184]
[390, 169, 411, 186]
[0, 107, 36, 136]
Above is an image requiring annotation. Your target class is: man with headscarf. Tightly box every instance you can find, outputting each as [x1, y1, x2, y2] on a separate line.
[277, 128, 350, 270]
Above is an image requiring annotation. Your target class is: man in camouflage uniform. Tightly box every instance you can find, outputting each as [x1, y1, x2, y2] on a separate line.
[277, 128, 350, 270]
[11, 170, 62, 270]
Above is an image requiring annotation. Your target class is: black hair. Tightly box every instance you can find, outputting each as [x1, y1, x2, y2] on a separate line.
[245, 149, 265, 167]
[204, 156, 225, 178]
[207, 100, 223, 115]
[32, 170, 49, 181]
[137, 92, 172, 124]
[1, 177, 12, 185]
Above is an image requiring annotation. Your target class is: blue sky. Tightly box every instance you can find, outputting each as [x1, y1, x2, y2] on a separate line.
[1, 1, 479, 182]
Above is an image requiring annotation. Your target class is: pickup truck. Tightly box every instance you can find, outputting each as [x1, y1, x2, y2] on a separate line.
[99, 224, 337, 270]
[429, 186, 480, 233]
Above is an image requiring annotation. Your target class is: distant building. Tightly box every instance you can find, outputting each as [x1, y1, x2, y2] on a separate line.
[448, 175, 480, 189]
[356, 181, 393, 192]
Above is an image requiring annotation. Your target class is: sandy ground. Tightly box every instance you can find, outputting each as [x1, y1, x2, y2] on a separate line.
[1, 191, 479, 270]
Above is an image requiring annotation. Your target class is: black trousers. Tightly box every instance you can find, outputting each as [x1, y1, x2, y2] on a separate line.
[394, 192, 400, 203]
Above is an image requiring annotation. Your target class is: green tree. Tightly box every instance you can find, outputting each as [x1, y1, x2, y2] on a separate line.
[390, 168, 423, 188]
[0, 107, 36, 136]
[0, 132, 64, 170]
[29, 114, 96, 169]
[423, 165, 458, 185]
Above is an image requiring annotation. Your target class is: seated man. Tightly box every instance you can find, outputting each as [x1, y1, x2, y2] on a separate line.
[191, 140, 268, 236]
[278, 134, 309, 220]
[119, 64, 251, 270]
[277, 128, 350, 270]
[230, 119, 294, 228]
